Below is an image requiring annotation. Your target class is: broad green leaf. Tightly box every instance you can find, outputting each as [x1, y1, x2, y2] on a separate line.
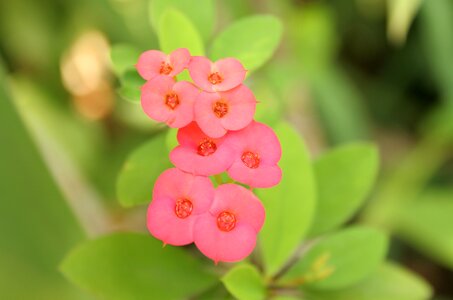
[110, 44, 141, 75]
[117, 69, 145, 103]
[60, 233, 216, 300]
[149, 0, 215, 41]
[158, 8, 204, 56]
[210, 15, 283, 72]
[282, 226, 388, 290]
[387, 0, 424, 45]
[0, 59, 86, 299]
[309, 143, 379, 236]
[222, 264, 265, 300]
[258, 122, 316, 276]
[394, 189, 453, 269]
[116, 132, 172, 207]
[305, 262, 432, 300]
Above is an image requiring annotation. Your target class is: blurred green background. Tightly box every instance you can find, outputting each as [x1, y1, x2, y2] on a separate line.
[1, 0, 453, 299]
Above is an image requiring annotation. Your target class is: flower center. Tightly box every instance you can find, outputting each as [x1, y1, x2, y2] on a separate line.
[208, 72, 223, 85]
[165, 92, 179, 110]
[217, 211, 236, 232]
[174, 198, 193, 219]
[213, 101, 228, 118]
[241, 151, 260, 169]
[160, 62, 173, 75]
[197, 138, 217, 156]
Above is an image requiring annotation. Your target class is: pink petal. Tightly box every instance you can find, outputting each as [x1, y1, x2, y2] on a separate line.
[188, 56, 214, 92]
[210, 184, 265, 232]
[136, 50, 167, 80]
[194, 91, 227, 138]
[168, 48, 191, 76]
[227, 121, 282, 165]
[219, 85, 256, 131]
[153, 168, 214, 214]
[228, 162, 282, 188]
[166, 81, 198, 128]
[147, 197, 196, 246]
[213, 58, 246, 91]
[194, 213, 257, 263]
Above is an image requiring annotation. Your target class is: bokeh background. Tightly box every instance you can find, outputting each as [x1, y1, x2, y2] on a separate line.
[1, 0, 453, 299]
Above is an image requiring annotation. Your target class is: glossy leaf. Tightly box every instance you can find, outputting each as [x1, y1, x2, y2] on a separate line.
[309, 143, 379, 236]
[60, 233, 216, 300]
[116, 132, 173, 207]
[305, 262, 432, 300]
[282, 226, 388, 290]
[257, 122, 316, 276]
[149, 0, 215, 41]
[117, 69, 145, 103]
[222, 264, 265, 300]
[210, 15, 283, 72]
[110, 44, 141, 75]
[158, 8, 204, 56]
[395, 188, 453, 269]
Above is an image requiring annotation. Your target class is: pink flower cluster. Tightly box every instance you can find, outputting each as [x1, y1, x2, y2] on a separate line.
[136, 48, 282, 263]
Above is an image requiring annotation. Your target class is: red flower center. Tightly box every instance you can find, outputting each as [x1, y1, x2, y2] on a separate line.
[174, 198, 193, 219]
[165, 92, 180, 110]
[241, 151, 260, 169]
[160, 62, 173, 75]
[208, 72, 223, 85]
[213, 101, 228, 118]
[217, 211, 236, 232]
[197, 138, 217, 156]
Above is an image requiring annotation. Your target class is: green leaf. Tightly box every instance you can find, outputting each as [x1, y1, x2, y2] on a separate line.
[60, 233, 216, 300]
[394, 188, 453, 269]
[110, 44, 141, 75]
[257, 122, 316, 276]
[158, 8, 205, 56]
[117, 68, 145, 103]
[309, 143, 379, 236]
[222, 264, 265, 300]
[282, 226, 388, 290]
[387, 0, 424, 45]
[210, 15, 283, 72]
[305, 262, 432, 300]
[149, 0, 215, 41]
[116, 132, 173, 207]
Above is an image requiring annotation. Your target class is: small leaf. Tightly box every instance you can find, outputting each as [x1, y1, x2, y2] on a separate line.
[257, 122, 316, 276]
[117, 69, 145, 103]
[309, 143, 379, 236]
[149, 0, 215, 41]
[210, 15, 283, 72]
[222, 264, 266, 300]
[282, 226, 388, 290]
[387, 0, 424, 45]
[60, 233, 216, 300]
[305, 262, 432, 300]
[110, 44, 141, 75]
[158, 8, 204, 56]
[394, 188, 453, 269]
[116, 132, 173, 207]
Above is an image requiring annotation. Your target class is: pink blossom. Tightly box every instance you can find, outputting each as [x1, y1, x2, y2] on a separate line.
[170, 122, 236, 176]
[147, 168, 215, 246]
[227, 121, 282, 188]
[195, 84, 256, 138]
[188, 56, 246, 92]
[136, 48, 190, 80]
[193, 184, 265, 263]
[141, 76, 199, 128]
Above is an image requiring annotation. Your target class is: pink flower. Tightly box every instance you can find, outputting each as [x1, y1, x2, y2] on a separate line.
[147, 168, 215, 246]
[227, 121, 282, 188]
[193, 184, 265, 263]
[136, 48, 190, 80]
[141, 76, 199, 128]
[188, 56, 246, 92]
[195, 84, 256, 138]
[170, 122, 236, 176]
